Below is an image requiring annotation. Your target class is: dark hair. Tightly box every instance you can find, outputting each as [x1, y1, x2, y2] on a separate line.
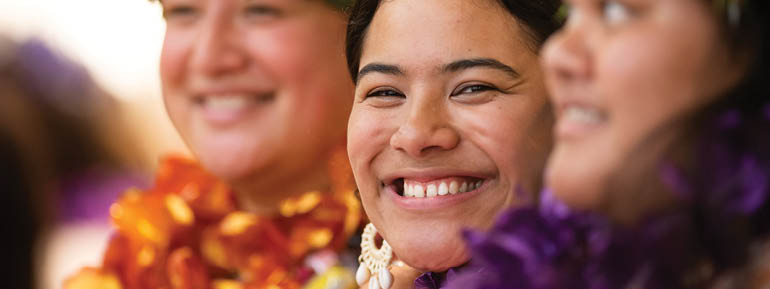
[345, 0, 562, 82]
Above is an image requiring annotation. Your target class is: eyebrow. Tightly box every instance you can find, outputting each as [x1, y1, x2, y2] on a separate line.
[443, 58, 520, 78]
[357, 63, 404, 82]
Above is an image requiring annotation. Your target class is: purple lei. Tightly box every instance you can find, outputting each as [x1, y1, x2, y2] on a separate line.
[415, 268, 464, 289]
[443, 102, 770, 289]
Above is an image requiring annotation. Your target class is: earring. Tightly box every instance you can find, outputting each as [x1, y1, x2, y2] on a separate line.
[356, 223, 394, 289]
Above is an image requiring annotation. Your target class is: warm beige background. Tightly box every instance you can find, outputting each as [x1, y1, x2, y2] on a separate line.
[0, 0, 188, 169]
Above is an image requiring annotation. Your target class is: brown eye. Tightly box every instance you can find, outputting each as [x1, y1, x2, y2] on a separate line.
[163, 5, 198, 21]
[244, 5, 282, 19]
[367, 89, 404, 98]
[452, 84, 496, 96]
[363, 88, 405, 107]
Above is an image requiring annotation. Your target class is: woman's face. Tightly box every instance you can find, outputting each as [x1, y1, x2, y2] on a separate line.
[160, 0, 353, 191]
[543, 0, 744, 212]
[348, 0, 552, 272]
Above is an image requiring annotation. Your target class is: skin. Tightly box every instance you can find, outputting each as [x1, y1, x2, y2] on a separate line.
[542, 0, 746, 221]
[348, 0, 552, 274]
[159, 0, 354, 213]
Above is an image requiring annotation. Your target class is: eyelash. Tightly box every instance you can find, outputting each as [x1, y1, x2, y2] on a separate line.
[364, 84, 497, 100]
[163, 5, 197, 20]
[366, 88, 404, 98]
[244, 5, 282, 17]
[162, 4, 281, 22]
[452, 84, 496, 96]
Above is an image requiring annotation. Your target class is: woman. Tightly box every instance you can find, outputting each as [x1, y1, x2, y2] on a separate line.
[450, 0, 770, 288]
[345, 0, 560, 288]
[0, 37, 144, 289]
[66, 1, 362, 288]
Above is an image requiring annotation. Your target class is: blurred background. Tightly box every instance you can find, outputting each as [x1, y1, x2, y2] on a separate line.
[0, 0, 188, 288]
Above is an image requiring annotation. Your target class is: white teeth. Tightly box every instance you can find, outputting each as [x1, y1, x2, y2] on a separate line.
[401, 179, 485, 198]
[413, 184, 425, 198]
[404, 183, 414, 197]
[438, 183, 449, 196]
[426, 184, 437, 197]
[563, 106, 604, 125]
[449, 182, 459, 195]
[205, 96, 249, 111]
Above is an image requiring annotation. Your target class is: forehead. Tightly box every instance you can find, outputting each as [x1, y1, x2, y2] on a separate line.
[360, 0, 532, 71]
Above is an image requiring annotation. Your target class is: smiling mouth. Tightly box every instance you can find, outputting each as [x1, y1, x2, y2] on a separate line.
[191, 93, 277, 125]
[392, 177, 486, 198]
[562, 105, 606, 125]
[556, 105, 608, 139]
[193, 93, 276, 108]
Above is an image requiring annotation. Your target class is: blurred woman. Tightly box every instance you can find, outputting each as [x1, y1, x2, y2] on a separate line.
[66, 1, 363, 289]
[345, 0, 560, 288]
[450, 0, 770, 288]
[0, 37, 144, 289]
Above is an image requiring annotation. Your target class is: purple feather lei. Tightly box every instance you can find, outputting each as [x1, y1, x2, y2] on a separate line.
[436, 103, 770, 289]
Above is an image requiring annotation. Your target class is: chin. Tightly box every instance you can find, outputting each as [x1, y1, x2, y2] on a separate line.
[196, 149, 260, 182]
[546, 159, 605, 210]
[395, 238, 470, 272]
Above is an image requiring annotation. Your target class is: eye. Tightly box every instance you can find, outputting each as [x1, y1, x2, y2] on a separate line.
[452, 84, 496, 96]
[450, 84, 499, 104]
[363, 88, 405, 107]
[244, 4, 282, 20]
[367, 88, 405, 98]
[602, 1, 634, 26]
[162, 2, 199, 22]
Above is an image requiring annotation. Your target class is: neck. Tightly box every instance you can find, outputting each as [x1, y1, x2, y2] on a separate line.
[232, 160, 333, 216]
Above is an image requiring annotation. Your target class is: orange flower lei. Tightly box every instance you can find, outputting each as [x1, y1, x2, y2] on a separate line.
[65, 151, 362, 289]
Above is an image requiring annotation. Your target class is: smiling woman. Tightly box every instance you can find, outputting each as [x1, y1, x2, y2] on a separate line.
[345, 0, 560, 288]
[446, 0, 770, 288]
[65, 0, 367, 289]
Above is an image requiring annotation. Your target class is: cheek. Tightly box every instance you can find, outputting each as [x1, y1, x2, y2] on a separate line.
[463, 96, 551, 190]
[248, 20, 344, 88]
[347, 106, 393, 183]
[599, 27, 712, 130]
[347, 107, 392, 227]
[160, 31, 190, 91]
[159, 31, 193, 131]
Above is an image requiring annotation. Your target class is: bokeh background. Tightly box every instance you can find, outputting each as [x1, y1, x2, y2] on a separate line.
[0, 1, 188, 288]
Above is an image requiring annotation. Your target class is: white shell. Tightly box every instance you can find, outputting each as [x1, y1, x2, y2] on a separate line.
[356, 264, 371, 286]
[369, 276, 379, 289]
[378, 268, 393, 289]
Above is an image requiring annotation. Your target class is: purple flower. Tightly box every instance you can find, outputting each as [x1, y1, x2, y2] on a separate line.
[444, 101, 770, 289]
[414, 268, 462, 289]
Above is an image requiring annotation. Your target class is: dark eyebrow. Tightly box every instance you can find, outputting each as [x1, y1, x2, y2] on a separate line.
[357, 63, 404, 82]
[442, 58, 520, 78]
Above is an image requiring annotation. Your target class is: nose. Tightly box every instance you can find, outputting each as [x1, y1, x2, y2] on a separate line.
[190, 13, 248, 76]
[390, 97, 460, 158]
[541, 18, 593, 84]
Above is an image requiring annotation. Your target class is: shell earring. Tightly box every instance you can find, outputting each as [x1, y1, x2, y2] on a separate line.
[356, 223, 394, 289]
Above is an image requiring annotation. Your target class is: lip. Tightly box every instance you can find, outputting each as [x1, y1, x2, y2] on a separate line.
[381, 168, 492, 185]
[191, 90, 276, 127]
[553, 100, 607, 141]
[381, 169, 495, 211]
